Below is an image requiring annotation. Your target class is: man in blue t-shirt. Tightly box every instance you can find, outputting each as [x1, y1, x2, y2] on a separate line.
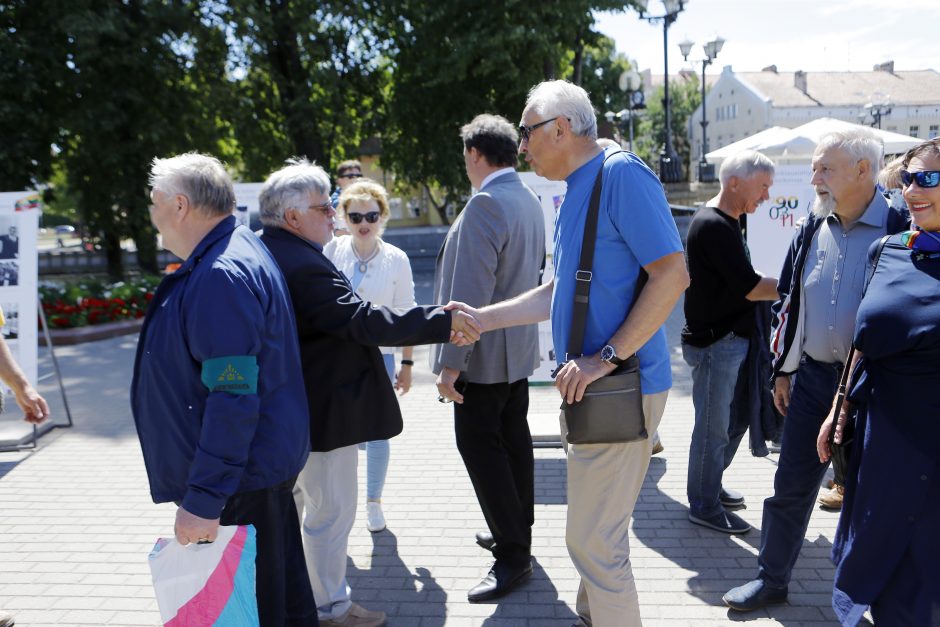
[441, 80, 689, 626]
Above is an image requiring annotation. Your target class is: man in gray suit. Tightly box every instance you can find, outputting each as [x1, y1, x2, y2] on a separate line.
[432, 113, 546, 603]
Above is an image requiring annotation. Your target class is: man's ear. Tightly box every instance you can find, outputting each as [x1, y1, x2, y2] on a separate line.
[857, 158, 871, 181]
[174, 194, 192, 223]
[554, 116, 569, 140]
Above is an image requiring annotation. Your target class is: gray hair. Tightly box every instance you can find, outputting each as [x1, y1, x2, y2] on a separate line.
[259, 157, 331, 227]
[814, 128, 884, 184]
[149, 152, 235, 217]
[524, 80, 597, 140]
[719, 150, 776, 185]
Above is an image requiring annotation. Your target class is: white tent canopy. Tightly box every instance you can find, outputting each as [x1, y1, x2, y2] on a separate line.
[706, 117, 922, 165]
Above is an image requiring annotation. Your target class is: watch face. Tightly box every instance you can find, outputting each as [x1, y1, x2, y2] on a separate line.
[601, 345, 614, 361]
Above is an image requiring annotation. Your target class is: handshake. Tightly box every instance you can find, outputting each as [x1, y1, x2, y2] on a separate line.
[444, 301, 489, 347]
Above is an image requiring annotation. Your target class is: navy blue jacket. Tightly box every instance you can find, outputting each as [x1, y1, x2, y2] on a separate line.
[131, 217, 310, 519]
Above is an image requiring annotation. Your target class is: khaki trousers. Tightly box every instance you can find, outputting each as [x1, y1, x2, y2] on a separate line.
[562, 390, 669, 627]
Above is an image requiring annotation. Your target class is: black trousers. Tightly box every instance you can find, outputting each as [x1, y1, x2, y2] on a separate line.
[220, 478, 319, 627]
[454, 378, 534, 567]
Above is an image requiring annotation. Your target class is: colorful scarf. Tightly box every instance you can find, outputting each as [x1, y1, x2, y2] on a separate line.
[900, 229, 940, 260]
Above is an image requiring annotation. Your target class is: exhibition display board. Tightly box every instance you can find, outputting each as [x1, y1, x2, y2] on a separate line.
[0, 191, 40, 395]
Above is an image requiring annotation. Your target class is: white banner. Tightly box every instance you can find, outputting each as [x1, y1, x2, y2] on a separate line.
[747, 163, 815, 277]
[233, 183, 264, 229]
[518, 172, 566, 383]
[0, 191, 40, 395]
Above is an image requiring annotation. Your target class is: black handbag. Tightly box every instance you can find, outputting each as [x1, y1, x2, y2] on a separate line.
[559, 152, 648, 445]
[828, 234, 890, 483]
[828, 345, 856, 485]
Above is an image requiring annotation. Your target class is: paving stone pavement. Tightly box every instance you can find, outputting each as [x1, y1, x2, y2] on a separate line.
[0, 298, 844, 626]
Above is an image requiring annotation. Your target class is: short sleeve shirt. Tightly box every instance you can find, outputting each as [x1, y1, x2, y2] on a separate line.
[551, 148, 684, 394]
[682, 206, 762, 346]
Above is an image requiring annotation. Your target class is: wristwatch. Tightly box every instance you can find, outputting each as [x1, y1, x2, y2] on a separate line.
[600, 344, 625, 366]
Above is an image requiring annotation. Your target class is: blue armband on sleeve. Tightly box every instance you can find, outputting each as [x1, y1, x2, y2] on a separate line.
[201, 355, 259, 395]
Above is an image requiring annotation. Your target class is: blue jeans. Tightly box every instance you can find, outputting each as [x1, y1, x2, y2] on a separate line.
[758, 354, 841, 588]
[683, 334, 749, 518]
[360, 354, 395, 500]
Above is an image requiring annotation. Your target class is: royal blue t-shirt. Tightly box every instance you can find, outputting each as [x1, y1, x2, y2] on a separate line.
[551, 148, 683, 394]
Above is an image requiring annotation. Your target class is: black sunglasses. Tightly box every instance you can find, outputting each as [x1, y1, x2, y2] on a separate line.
[339, 172, 362, 179]
[518, 116, 560, 143]
[347, 211, 381, 224]
[900, 170, 940, 189]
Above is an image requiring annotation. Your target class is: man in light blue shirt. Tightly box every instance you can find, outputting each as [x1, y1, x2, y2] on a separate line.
[443, 80, 689, 626]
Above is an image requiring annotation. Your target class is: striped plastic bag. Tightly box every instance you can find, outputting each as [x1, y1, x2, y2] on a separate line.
[148, 524, 259, 626]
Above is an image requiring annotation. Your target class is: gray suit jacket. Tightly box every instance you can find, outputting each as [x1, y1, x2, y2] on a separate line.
[430, 170, 545, 384]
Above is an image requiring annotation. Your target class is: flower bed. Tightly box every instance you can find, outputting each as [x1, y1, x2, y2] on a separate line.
[39, 276, 160, 330]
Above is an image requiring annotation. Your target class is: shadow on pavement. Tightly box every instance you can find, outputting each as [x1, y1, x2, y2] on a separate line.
[534, 456, 567, 505]
[479, 558, 577, 626]
[346, 530, 448, 626]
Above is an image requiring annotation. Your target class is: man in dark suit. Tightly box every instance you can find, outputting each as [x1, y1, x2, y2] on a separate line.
[432, 114, 546, 602]
[259, 158, 479, 627]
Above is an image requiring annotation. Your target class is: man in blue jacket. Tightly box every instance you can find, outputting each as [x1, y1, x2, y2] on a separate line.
[132, 152, 317, 626]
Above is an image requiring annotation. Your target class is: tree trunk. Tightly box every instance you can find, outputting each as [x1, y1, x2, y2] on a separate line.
[423, 183, 451, 226]
[572, 39, 584, 85]
[132, 227, 159, 275]
[103, 230, 124, 280]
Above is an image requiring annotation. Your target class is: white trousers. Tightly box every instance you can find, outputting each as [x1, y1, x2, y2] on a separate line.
[294, 445, 358, 621]
[563, 390, 669, 627]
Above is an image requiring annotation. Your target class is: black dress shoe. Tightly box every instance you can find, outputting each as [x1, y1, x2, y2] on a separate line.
[467, 559, 533, 602]
[475, 531, 495, 551]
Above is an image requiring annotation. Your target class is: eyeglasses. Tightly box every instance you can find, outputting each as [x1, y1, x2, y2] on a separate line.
[900, 170, 940, 189]
[346, 211, 381, 224]
[307, 200, 334, 215]
[518, 116, 560, 143]
[339, 172, 362, 180]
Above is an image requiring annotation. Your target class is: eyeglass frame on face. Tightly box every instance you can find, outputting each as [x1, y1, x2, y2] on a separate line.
[305, 200, 334, 215]
[518, 116, 561, 143]
[346, 211, 381, 224]
[901, 169, 940, 189]
[338, 171, 362, 180]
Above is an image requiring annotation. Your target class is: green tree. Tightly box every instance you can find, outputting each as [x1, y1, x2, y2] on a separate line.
[0, 1, 71, 189]
[57, 0, 232, 277]
[378, 1, 631, 222]
[634, 74, 701, 181]
[218, 0, 391, 180]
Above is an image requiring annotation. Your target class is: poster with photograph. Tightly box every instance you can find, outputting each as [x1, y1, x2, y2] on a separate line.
[746, 163, 815, 277]
[519, 172, 567, 383]
[0, 191, 39, 395]
[233, 182, 264, 230]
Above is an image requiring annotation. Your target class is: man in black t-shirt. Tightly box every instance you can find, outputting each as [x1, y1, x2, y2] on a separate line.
[683, 150, 779, 535]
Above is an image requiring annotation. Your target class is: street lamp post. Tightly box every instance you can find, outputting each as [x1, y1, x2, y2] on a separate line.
[860, 98, 892, 129]
[635, 0, 687, 183]
[605, 70, 645, 152]
[679, 35, 724, 182]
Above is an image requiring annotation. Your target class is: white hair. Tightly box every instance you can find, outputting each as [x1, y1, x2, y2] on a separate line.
[149, 152, 235, 217]
[719, 150, 776, 185]
[814, 128, 884, 185]
[524, 80, 597, 140]
[258, 157, 331, 227]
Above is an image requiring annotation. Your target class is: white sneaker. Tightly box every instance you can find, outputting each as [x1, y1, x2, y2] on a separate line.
[366, 501, 386, 533]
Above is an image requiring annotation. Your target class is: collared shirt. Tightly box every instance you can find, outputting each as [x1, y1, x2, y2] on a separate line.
[478, 167, 515, 192]
[801, 191, 889, 364]
[551, 148, 683, 394]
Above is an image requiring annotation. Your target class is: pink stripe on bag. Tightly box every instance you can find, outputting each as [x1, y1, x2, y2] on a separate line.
[166, 525, 249, 627]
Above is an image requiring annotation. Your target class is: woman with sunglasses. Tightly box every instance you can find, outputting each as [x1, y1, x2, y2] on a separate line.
[325, 179, 415, 533]
[817, 137, 940, 625]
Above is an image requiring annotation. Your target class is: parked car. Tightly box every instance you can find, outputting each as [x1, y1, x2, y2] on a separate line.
[54, 225, 76, 235]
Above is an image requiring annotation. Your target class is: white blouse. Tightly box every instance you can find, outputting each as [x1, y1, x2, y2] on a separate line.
[324, 236, 417, 354]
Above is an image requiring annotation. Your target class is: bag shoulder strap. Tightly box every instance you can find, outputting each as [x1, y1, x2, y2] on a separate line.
[566, 150, 647, 360]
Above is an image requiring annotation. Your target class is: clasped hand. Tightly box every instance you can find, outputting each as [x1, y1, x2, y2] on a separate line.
[816, 401, 852, 463]
[447, 306, 482, 346]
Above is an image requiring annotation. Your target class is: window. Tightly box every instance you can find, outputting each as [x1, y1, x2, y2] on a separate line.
[929, 125, 939, 139]
[910, 125, 920, 138]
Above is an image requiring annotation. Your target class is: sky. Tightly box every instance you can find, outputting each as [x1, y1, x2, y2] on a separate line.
[594, 0, 940, 79]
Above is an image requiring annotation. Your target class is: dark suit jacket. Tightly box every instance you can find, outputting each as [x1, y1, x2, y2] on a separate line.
[261, 227, 452, 452]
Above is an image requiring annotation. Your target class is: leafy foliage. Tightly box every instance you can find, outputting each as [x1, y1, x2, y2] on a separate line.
[634, 75, 702, 181]
[39, 275, 160, 328]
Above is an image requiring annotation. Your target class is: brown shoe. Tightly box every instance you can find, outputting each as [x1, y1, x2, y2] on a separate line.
[818, 484, 844, 510]
[320, 603, 386, 627]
